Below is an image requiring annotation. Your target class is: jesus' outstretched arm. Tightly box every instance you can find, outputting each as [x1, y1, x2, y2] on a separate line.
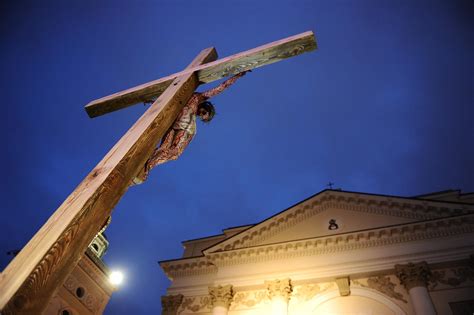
[201, 71, 249, 99]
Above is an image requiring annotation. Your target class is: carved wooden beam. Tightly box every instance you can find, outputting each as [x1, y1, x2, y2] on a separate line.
[0, 47, 217, 315]
[85, 31, 317, 118]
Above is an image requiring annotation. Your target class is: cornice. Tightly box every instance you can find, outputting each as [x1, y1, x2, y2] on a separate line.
[162, 214, 474, 279]
[207, 215, 474, 266]
[161, 256, 217, 280]
[204, 191, 473, 254]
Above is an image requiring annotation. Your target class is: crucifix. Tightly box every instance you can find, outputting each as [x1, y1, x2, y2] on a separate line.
[0, 31, 317, 314]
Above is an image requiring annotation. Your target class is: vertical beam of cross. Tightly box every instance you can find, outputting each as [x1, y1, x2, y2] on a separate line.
[0, 47, 217, 315]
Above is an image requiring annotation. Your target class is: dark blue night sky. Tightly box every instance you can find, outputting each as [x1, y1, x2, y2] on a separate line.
[1, 1, 473, 314]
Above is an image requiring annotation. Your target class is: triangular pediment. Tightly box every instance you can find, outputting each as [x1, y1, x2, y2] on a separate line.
[246, 206, 415, 247]
[204, 190, 473, 254]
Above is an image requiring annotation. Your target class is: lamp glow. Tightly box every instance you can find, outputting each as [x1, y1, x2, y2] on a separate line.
[109, 270, 124, 286]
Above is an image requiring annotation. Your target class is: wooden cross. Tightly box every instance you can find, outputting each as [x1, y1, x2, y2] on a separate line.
[0, 31, 316, 314]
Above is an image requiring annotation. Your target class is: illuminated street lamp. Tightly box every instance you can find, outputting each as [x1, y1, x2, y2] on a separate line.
[109, 270, 124, 286]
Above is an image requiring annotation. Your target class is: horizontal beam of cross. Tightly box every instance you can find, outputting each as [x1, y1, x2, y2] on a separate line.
[85, 31, 317, 118]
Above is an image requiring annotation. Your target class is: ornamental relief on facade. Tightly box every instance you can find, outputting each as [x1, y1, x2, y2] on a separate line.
[230, 290, 268, 310]
[179, 296, 211, 313]
[176, 281, 340, 312]
[291, 282, 334, 302]
[352, 275, 408, 303]
[162, 294, 183, 313]
[265, 278, 293, 301]
[228, 283, 335, 311]
[209, 285, 234, 308]
[177, 290, 270, 312]
[429, 264, 474, 290]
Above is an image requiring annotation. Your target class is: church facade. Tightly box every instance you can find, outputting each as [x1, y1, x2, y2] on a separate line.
[159, 189, 474, 315]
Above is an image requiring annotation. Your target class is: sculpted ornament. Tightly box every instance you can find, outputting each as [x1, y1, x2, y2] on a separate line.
[395, 262, 431, 290]
[265, 278, 292, 302]
[230, 290, 267, 309]
[161, 294, 183, 314]
[181, 296, 211, 312]
[209, 285, 234, 309]
[292, 283, 333, 301]
[429, 264, 474, 290]
[353, 276, 407, 303]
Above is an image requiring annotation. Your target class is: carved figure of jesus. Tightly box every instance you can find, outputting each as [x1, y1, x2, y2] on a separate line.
[132, 71, 249, 184]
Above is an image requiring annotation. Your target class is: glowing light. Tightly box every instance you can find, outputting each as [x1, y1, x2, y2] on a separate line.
[109, 270, 124, 286]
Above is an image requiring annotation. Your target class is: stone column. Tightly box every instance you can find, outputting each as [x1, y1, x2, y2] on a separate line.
[265, 278, 292, 315]
[161, 294, 183, 315]
[209, 285, 234, 315]
[395, 262, 437, 315]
